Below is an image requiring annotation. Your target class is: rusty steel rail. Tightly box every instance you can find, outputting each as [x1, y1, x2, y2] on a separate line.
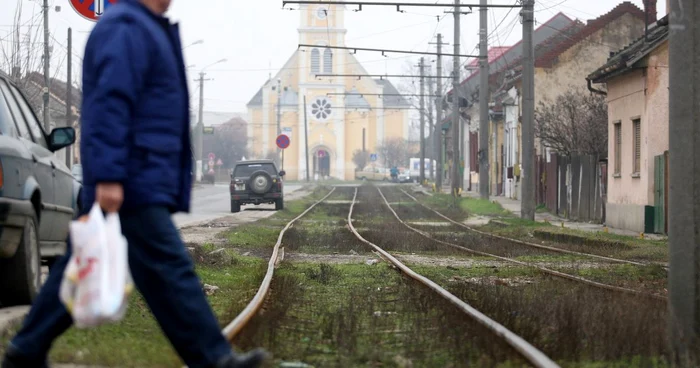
[222, 187, 337, 340]
[384, 188, 667, 301]
[400, 189, 669, 271]
[347, 188, 560, 368]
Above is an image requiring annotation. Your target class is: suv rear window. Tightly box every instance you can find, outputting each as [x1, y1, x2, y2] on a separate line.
[233, 163, 277, 177]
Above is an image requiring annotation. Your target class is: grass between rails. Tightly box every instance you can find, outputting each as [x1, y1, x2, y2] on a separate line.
[410, 189, 669, 263]
[410, 264, 670, 367]
[233, 262, 526, 368]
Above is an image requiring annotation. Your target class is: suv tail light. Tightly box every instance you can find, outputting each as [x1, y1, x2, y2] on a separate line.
[277, 181, 282, 191]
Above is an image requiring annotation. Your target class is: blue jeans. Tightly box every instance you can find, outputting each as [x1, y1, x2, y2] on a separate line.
[9, 206, 232, 367]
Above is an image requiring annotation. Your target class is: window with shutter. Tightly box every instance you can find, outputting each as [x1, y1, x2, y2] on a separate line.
[323, 48, 333, 73]
[633, 119, 641, 175]
[311, 49, 320, 74]
[614, 122, 621, 175]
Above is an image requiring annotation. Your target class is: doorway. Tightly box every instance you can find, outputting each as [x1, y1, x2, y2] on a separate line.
[313, 148, 331, 178]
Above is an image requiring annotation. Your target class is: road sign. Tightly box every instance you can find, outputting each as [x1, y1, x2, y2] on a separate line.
[370, 153, 378, 162]
[282, 127, 293, 139]
[216, 159, 223, 166]
[276, 134, 290, 149]
[203, 127, 215, 134]
[69, 0, 118, 22]
[318, 150, 326, 158]
[208, 153, 216, 161]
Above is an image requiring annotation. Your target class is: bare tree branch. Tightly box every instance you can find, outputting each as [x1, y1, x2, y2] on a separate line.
[535, 87, 608, 157]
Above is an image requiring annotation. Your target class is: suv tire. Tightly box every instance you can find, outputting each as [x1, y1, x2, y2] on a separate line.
[231, 200, 241, 213]
[275, 199, 284, 211]
[248, 171, 273, 194]
[0, 216, 41, 306]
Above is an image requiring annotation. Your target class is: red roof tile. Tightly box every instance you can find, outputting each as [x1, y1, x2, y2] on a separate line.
[466, 46, 510, 69]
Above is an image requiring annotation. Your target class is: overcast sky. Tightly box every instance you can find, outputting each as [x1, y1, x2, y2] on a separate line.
[0, 0, 666, 113]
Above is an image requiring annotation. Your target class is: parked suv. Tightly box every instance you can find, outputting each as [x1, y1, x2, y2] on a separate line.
[230, 160, 285, 213]
[0, 75, 79, 306]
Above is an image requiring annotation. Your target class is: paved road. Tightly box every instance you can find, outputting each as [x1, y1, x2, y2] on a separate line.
[173, 183, 302, 227]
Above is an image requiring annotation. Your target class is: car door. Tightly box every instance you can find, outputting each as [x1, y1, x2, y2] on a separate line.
[8, 85, 74, 241]
[0, 82, 56, 242]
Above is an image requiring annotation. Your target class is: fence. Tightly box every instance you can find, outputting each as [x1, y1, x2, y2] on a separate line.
[537, 153, 606, 223]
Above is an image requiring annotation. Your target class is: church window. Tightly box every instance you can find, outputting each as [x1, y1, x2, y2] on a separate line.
[311, 97, 332, 120]
[311, 48, 320, 74]
[323, 48, 333, 73]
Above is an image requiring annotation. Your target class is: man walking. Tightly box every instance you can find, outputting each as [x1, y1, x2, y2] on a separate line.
[2, 0, 267, 367]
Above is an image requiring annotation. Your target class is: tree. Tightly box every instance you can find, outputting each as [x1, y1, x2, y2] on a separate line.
[352, 149, 369, 171]
[378, 137, 410, 168]
[535, 88, 608, 157]
[209, 118, 248, 168]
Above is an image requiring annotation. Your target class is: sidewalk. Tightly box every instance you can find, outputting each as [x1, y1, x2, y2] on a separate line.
[460, 189, 667, 241]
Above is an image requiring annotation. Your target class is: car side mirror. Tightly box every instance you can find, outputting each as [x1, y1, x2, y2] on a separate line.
[48, 127, 76, 152]
[279, 170, 286, 177]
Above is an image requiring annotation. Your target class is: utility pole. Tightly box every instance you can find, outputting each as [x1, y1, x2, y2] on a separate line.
[195, 72, 211, 182]
[451, 0, 462, 196]
[304, 95, 310, 182]
[276, 78, 282, 165]
[419, 57, 426, 185]
[42, 0, 50, 131]
[669, 0, 700, 364]
[431, 33, 446, 192]
[427, 70, 435, 181]
[520, 0, 535, 220]
[65, 28, 72, 168]
[478, 0, 490, 199]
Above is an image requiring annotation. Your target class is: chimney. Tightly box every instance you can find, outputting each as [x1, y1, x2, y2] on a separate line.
[645, 0, 658, 25]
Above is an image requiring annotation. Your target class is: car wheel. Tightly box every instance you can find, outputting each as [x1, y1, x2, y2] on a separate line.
[249, 171, 273, 194]
[275, 199, 284, 211]
[0, 216, 41, 306]
[231, 200, 241, 213]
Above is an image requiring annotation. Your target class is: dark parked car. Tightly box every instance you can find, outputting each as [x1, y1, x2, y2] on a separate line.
[0, 75, 79, 306]
[229, 160, 285, 213]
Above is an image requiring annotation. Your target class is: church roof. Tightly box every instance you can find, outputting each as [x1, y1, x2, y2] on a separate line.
[374, 79, 411, 107]
[247, 82, 266, 107]
[344, 88, 371, 109]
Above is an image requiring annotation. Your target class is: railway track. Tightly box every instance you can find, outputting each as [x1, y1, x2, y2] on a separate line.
[222, 187, 337, 340]
[346, 187, 560, 368]
[400, 188, 670, 270]
[380, 187, 666, 301]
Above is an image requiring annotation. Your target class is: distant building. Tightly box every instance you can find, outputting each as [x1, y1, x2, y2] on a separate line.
[245, 4, 411, 180]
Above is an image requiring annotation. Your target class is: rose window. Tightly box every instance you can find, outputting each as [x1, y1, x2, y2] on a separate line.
[311, 98, 332, 120]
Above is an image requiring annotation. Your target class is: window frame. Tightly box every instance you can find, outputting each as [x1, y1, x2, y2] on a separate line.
[632, 118, 641, 177]
[613, 121, 621, 177]
[323, 48, 333, 73]
[0, 81, 34, 142]
[8, 83, 48, 147]
[310, 48, 321, 74]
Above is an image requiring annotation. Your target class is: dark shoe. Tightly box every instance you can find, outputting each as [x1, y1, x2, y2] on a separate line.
[215, 348, 269, 368]
[2, 345, 48, 368]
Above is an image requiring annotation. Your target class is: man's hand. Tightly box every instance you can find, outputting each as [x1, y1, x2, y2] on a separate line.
[96, 182, 124, 213]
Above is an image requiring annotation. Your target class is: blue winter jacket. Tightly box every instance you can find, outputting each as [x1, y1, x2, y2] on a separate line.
[79, 0, 193, 214]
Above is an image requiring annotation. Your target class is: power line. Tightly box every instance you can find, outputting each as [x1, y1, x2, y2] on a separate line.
[282, 1, 523, 9]
[298, 44, 479, 58]
[315, 73, 452, 79]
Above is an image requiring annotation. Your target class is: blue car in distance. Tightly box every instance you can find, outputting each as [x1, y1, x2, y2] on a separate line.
[0, 74, 78, 307]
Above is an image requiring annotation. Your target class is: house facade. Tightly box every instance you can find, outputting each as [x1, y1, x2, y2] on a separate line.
[246, 4, 410, 181]
[587, 15, 669, 233]
[489, 2, 650, 201]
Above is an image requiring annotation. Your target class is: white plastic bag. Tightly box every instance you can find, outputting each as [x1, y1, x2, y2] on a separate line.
[59, 203, 134, 328]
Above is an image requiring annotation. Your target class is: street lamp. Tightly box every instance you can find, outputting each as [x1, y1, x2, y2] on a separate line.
[193, 58, 227, 182]
[182, 39, 204, 50]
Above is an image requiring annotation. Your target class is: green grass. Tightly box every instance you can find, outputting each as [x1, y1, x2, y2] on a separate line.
[0, 252, 266, 367]
[234, 262, 528, 367]
[422, 193, 511, 218]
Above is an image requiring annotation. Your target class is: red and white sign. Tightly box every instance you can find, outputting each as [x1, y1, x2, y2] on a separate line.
[216, 159, 223, 166]
[69, 0, 119, 22]
[208, 153, 216, 161]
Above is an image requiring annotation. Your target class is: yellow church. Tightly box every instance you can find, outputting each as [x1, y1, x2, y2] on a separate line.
[245, 3, 412, 181]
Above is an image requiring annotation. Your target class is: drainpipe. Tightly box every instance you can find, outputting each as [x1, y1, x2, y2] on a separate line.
[587, 78, 607, 96]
